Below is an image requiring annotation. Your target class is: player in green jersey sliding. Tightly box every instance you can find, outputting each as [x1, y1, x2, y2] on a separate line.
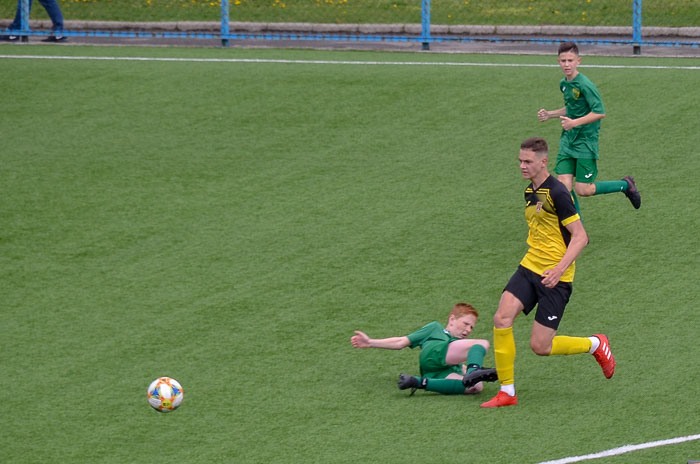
[351, 302, 498, 396]
[537, 42, 641, 216]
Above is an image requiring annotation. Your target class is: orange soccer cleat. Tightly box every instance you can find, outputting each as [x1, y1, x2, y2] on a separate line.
[592, 334, 616, 379]
[480, 391, 518, 408]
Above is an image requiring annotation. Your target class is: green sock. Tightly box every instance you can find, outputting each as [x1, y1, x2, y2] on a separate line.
[594, 180, 627, 195]
[424, 378, 467, 395]
[571, 190, 582, 217]
[465, 344, 487, 374]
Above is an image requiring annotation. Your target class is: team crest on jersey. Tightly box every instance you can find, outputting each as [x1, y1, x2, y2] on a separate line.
[536, 201, 543, 212]
[572, 87, 581, 99]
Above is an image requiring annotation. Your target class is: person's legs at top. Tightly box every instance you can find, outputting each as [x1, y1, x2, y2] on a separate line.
[37, 0, 64, 33]
[10, 0, 29, 29]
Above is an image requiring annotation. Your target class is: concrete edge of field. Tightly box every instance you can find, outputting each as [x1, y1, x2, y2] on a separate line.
[1, 19, 700, 39]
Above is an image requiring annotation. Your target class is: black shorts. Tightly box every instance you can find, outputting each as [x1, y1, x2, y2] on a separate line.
[504, 265, 573, 329]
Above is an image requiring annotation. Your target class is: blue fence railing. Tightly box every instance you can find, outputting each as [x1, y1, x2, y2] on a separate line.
[2, 0, 699, 53]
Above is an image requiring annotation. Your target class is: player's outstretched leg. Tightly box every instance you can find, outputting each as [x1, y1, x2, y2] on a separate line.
[591, 334, 616, 378]
[462, 368, 498, 389]
[622, 176, 641, 209]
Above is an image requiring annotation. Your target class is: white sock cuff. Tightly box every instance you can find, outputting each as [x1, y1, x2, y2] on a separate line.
[588, 336, 600, 354]
[500, 384, 516, 396]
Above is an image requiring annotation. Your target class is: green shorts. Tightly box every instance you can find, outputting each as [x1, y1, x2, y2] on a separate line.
[554, 154, 598, 183]
[418, 342, 462, 379]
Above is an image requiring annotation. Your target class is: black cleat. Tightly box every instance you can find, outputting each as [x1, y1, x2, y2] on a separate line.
[462, 368, 498, 388]
[0, 35, 20, 41]
[42, 35, 67, 42]
[622, 176, 641, 209]
[398, 374, 424, 396]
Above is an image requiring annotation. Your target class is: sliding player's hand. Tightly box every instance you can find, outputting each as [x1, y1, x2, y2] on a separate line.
[351, 330, 371, 348]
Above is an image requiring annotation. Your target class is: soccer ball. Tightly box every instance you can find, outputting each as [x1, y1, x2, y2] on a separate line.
[147, 377, 184, 413]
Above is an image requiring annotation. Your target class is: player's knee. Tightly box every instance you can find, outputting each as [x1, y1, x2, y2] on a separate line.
[476, 340, 490, 351]
[493, 312, 513, 329]
[530, 339, 551, 356]
[575, 183, 595, 197]
[557, 176, 574, 191]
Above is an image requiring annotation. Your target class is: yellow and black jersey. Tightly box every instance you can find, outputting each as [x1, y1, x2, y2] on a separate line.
[519, 175, 580, 282]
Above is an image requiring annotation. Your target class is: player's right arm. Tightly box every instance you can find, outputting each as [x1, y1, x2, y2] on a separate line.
[351, 331, 410, 350]
[559, 111, 605, 131]
[538, 106, 567, 121]
[541, 218, 588, 288]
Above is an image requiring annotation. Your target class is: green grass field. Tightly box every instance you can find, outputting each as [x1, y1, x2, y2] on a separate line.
[1, 45, 699, 463]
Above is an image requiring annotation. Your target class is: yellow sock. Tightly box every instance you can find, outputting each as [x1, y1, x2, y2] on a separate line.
[493, 326, 516, 386]
[550, 335, 592, 355]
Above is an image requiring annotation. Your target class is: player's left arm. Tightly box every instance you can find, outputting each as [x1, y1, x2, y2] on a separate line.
[541, 219, 588, 288]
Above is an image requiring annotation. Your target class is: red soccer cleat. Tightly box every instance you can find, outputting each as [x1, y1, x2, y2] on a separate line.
[592, 334, 616, 379]
[480, 391, 518, 408]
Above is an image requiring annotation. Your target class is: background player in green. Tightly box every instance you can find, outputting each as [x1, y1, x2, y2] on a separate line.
[351, 302, 498, 395]
[537, 41, 641, 215]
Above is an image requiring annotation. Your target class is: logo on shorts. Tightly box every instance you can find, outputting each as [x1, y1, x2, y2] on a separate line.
[584, 173, 594, 179]
[547, 316, 558, 321]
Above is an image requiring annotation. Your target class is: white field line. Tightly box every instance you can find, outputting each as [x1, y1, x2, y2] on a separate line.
[537, 433, 700, 464]
[1, 54, 700, 70]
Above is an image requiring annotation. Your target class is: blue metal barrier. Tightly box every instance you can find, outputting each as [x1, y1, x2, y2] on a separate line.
[2, 0, 698, 52]
[19, 0, 29, 42]
[221, 0, 229, 47]
[633, 0, 643, 54]
[421, 0, 430, 51]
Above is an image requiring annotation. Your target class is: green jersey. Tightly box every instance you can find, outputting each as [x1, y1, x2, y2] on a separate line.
[559, 72, 605, 159]
[406, 321, 462, 378]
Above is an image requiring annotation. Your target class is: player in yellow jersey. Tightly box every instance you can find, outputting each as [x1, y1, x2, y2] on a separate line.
[481, 137, 616, 408]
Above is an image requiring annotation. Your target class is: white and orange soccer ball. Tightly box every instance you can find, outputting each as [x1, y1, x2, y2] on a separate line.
[147, 377, 184, 413]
